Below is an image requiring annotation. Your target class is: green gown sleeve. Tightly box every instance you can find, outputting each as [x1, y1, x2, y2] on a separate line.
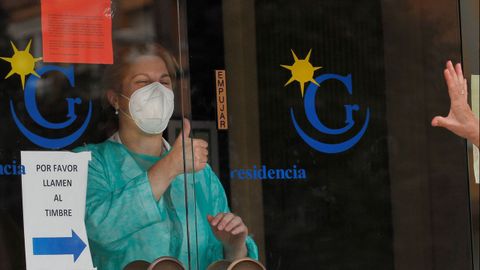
[75, 145, 162, 247]
[205, 165, 259, 261]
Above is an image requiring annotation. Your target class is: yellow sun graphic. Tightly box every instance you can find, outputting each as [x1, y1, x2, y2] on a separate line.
[281, 49, 321, 97]
[0, 40, 42, 90]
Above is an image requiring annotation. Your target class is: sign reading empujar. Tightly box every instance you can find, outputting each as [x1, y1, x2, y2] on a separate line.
[21, 151, 95, 270]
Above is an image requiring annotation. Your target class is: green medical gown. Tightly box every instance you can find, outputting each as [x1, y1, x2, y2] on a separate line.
[74, 140, 258, 270]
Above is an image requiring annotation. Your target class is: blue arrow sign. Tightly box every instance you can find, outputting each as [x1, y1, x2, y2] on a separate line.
[33, 230, 86, 262]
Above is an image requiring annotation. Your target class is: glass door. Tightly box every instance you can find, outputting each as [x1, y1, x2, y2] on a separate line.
[0, 0, 477, 269]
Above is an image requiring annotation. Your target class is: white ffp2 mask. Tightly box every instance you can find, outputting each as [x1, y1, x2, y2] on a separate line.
[120, 82, 174, 134]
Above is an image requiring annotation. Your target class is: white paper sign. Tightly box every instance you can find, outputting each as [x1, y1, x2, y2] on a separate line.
[21, 151, 95, 270]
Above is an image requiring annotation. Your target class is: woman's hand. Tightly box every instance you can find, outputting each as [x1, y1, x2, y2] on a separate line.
[432, 61, 479, 147]
[147, 118, 208, 200]
[168, 118, 209, 175]
[208, 213, 248, 260]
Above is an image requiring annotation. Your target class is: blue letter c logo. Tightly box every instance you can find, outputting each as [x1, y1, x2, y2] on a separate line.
[10, 65, 92, 149]
[291, 73, 370, 154]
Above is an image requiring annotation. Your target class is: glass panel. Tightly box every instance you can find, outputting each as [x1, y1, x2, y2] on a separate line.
[0, 0, 478, 270]
[188, 0, 478, 269]
[460, 1, 480, 270]
[0, 0, 197, 269]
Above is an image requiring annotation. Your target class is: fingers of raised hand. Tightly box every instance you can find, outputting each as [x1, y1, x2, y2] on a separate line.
[210, 213, 225, 227]
[446, 61, 464, 84]
[193, 146, 208, 157]
[193, 139, 208, 149]
[217, 213, 235, 231]
[192, 140, 208, 170]
[224, 216, 243, 233]
[174, 119, 192, 146]
[446, 61, 457, 81]
[194, 149, 208, 163]
[231, 223, 247, 235]
[193, 141, 208, 154]
[217, 214, 246, 235]
[209, 213, 248, 237]
[454, 62, 464, 80]
[445, 63, 468, 102]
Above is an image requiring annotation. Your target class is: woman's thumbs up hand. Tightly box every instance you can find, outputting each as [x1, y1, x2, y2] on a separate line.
[147, 118, 209, 200]
[170, 118, 209, 175]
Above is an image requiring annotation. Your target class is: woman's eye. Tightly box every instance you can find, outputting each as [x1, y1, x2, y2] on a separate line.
[136, 80, 150, 85]
[161, 81, 172, 87]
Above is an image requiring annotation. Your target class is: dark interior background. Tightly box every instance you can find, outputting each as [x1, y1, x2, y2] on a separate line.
[254, 1, 393, 269]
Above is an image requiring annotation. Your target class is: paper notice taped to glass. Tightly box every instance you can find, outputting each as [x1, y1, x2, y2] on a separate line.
[21, 151, 96, 270]
[41, 0, 113, 64]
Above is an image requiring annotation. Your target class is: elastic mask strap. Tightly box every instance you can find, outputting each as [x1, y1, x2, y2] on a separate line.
[117, 94, 134, 120]
[119, 93, 130, 101]
[118, 108, 133, 120]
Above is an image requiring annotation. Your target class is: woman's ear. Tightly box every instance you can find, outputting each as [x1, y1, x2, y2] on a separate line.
[106, 89, 119, 110]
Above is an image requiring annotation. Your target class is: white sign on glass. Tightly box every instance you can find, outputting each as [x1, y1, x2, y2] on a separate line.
[21, 151, 95, 270]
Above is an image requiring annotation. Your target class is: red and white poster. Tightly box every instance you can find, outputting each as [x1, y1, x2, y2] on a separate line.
[41, 0, 113, 64]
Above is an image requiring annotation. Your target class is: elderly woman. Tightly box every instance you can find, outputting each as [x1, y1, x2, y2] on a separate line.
[74, 44, 258, 270]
